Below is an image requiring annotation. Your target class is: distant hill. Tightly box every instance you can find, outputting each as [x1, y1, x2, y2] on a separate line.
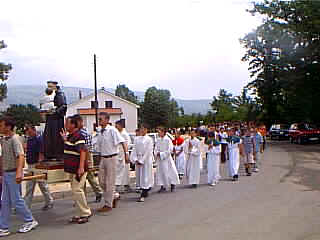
[176, 99, 212, 115]
[1, 85, 212, 115]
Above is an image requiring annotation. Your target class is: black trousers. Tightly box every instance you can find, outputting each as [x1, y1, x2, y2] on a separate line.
[221, 144, 228, 163]
[141, 188, 151, 198]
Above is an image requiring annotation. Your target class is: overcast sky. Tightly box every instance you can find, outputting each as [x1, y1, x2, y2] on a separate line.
[1, 0, 262, 100]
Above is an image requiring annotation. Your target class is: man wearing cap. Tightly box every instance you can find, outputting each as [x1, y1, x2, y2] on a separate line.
[96, 113, 129, 212]
[115, 119, 132, 193]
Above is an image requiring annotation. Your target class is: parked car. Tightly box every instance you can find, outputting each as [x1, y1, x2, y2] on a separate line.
[269, 124, 290, 140]
[289, 123, 320, 144]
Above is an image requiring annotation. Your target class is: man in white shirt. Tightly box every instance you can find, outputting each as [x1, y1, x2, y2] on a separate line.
[96, 113, 129, 213]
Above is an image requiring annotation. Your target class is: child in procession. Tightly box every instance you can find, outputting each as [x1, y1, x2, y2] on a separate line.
[155, 127, 180, 193]
[185, 129, 202, 188]
[130, 125, 154, 202]
[226, 128, 242, 181]
[206, 131, 221, 186]
[172, 130, 186, 180]
[241, 128, 256, 176]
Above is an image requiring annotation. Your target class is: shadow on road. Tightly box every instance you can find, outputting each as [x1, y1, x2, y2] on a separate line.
[269, 140, 320, 192]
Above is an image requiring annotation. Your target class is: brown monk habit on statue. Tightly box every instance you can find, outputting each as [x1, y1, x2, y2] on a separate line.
[42, 81, 67, 160]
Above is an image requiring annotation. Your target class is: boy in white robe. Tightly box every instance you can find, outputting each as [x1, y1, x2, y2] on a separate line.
[115, 120, 132, 193]
[227, 129, 242, 181]
[206, 131, 221, 186]
[173, 131, 185, 179]
[185, 129, 202, 188]
[155, 127, 180, 193]
[130, 125, 154, 202]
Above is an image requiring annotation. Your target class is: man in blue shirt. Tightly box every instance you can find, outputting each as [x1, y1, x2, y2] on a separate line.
[24, 125, 53, 210]
[252, 128, 263, 172]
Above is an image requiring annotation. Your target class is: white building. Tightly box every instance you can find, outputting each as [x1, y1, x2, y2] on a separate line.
[67, 89, 139, 133]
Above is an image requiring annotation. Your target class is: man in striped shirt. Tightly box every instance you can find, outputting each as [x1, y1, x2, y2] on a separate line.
[73, 114, 103, 203]
[61, 116, 91, 224]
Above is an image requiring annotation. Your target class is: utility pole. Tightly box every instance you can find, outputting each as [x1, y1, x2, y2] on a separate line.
[94, 54, 98, 128]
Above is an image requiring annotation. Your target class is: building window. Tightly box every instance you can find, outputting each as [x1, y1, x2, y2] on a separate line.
[105, 101, 113, 108]
[91, 101, 98, 109]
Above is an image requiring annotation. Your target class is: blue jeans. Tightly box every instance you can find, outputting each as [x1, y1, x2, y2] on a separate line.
[0, 172, 34, 229]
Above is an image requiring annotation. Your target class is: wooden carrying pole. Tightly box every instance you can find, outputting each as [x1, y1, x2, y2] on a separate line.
[22, 174, 47, 182]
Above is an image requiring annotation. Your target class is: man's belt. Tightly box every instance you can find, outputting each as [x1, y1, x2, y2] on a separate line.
[101, 153, 118, 159]
[5, 168, 17, 172]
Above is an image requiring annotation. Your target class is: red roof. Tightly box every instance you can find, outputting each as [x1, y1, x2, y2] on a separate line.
[78, 108, 122, 115]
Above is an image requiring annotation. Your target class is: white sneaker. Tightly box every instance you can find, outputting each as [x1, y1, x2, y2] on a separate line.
[210, 182, 216, 187]
[253, 168, 259, 173]
[18, 220, 38, 233]
[0, 229, 10, 237]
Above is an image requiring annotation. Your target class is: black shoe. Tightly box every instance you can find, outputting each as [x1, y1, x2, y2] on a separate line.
[42, 203, 54, 211]
[233, 175, 239, 181]
[247, 172, 252, 176]
[191, 184, 197, 188]
[158, 187, 166, 193]
[95, 193, 102, 203]
[171, 185, 176, 192]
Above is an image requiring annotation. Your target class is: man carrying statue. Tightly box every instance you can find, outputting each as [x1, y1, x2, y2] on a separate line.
[40, 81, 67, 160]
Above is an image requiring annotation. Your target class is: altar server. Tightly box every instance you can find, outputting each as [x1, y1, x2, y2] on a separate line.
[130, 125, 154, 202]
[227, 129, 242, 181]
[185, 129, 202, 188]
[172, 131, 185, 179]
[115, 120, 131, 193]
[206, 131, 221, 186]
[155, 127, 180, 193]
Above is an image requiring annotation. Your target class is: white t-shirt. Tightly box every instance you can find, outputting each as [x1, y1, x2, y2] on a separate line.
[219, 132, 228, 144]
[96, 125, 125, 156]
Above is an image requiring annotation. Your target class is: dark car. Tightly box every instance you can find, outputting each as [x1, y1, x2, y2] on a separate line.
[289, 123, 320, 144]
[269, 124, 290, 140]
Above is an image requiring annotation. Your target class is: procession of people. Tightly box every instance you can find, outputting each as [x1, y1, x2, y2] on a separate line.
[0, 111, 266, 236]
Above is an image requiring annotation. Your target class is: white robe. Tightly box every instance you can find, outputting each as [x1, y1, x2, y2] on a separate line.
[174, 143, 185, 175]
[130, 135, 154, 189]
[116, 129, 131, 186]
[207, 144, 221, 184]
[227, 139, 241, 177]
[155, 136, 180, 186]
[185, 138, 201, 185]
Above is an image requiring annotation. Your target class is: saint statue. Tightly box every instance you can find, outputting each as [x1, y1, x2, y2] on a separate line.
[41, 81, 67, 160]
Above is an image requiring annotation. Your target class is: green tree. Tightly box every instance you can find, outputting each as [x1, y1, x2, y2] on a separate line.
[4, 104, 41, 131]
[115, 84, 139, 105]
[211, 89, 236, 122]
[0, 41, 11, 101]
[167, 99, 182, 128]
[140, 87, 182, 129]
[241, 0, 320, 125]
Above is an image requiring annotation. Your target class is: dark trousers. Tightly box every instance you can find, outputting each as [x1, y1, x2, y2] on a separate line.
[0, 181, 2, 209]
[141, 188, 151, 198]
[221, 144, 228, 163]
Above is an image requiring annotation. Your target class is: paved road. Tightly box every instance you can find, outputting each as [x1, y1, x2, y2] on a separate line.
[7, 141, 320, 240]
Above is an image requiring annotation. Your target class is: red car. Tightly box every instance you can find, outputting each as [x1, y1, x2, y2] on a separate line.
[289, 123, 320, 144]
